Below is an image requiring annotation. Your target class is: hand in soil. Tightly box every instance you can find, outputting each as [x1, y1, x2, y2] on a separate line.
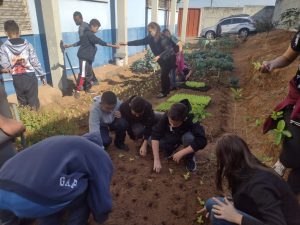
[259, 61, 272, 73]
[114, 111, 121, 119]
[212, 197, 242, 224]
[153, 159, 162, 173]
[172, 151, 184, 163]
[139, 145, 147, 157]
[197, 207, 209, 219]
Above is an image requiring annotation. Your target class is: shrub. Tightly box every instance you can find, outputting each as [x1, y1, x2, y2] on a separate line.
[130, 49, 159, 74]
[280, 8, 300, 29]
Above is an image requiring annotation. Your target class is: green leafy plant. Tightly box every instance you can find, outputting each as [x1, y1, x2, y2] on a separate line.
[271, 111, 283, 121]
[230, 88, 243, 100]
[280, 8, 300, 29]
[197, 197, 205, 206]
[255, 118, 263, 127]
[185, 81, 206, 88]
[196, 215, 204, 224]
[130, 49, 159, 74]
[271, 120, 292, 145]
[183, 172, 190, 180]
[252, 61, 262, 70]
[167, 94, 211, 106]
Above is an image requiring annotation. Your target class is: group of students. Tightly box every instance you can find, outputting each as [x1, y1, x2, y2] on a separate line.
[0, 12, 300, 225]
[88, 91, 207, 172]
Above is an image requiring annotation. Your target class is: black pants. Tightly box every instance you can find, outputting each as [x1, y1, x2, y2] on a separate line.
[100, 118, 128, 147]
[78, 60, 93, 91]
[280, 107, 300, 194]
[159, 56, 176, 95]
[12, 73, 39, 109]
[0, 81, 12, 118]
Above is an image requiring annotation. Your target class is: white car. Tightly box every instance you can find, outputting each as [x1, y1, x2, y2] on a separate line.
[200, 15, 256, 39]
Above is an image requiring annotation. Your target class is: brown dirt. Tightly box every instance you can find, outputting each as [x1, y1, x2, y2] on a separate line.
[14, 29, 298, 225]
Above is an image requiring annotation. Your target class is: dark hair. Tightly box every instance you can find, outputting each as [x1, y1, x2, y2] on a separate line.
[162, 28, 171, 34]
[89, 19, 101, 27]
[4, 20, 19, 35]
[101, 91, 117, 105]
[130, 96, 146, 114]
[73, 11, 82, 18]
[168, 103, 188, 121]
[215, 134, 268, 192]
[147, 22, 161, 41]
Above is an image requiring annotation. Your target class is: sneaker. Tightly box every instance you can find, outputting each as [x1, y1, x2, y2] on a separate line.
[185, 156, 197, 172]
[74, 90, 81, 99]
[85, 89, 96, 94]
[273, 160, 286, 177]
[115, 142, 129, 151]
[156, 93, 168, 98]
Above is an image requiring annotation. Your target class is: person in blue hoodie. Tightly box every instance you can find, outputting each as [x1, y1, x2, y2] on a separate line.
[0, 132, 113, 225]
[0, 20, 45, 110]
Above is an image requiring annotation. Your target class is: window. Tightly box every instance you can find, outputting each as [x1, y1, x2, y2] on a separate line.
[219, 19, 232, 26]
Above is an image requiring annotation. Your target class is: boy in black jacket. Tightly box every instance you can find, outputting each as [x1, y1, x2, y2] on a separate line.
[120, 96, 157, 156]
[65, 19, 119, 97]
[151, 100, 207, 172]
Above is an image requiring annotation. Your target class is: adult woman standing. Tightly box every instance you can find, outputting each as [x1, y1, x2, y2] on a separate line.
[120, 22, 176, 98]
[200, 134, 300, 225]
[260, 30, 300, 195]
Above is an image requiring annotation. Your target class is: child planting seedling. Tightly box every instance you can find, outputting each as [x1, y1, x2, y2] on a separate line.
[150, 99, 207, 173]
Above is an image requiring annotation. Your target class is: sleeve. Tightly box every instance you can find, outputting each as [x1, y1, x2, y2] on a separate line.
[28, 43, 44, 76]
[291, 31, 300, 52]
[0, 46, 11, 69]
[171, 35, 179, 44]
[72, 41, 80, 47]
[151, 114, 168, 140]
[0, 130, 12, 145]
[242, 186, 287, 225]
[143, 105, 155, 139]
[89, 104, 101, 133]
[87, 33, 107, 46]
[190, 123, 207, 151]
[127, 36, 149, 46]
[87, 148, 113, 224]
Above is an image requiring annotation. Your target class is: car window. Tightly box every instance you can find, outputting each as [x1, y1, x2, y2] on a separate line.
[219, 19, 232, 26]
[232, 18, 250, 24]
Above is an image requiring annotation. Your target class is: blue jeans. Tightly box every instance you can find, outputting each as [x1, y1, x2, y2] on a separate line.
[205, 198, 261, 225]
[100, 118, 128, 147]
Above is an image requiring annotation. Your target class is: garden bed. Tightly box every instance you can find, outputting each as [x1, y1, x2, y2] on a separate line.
[178, 81, 211, 92]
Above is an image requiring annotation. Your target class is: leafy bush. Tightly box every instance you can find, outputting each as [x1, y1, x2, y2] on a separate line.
[280, 8, 300, 29]
[185, 81, 206, 88]
[130, 49, 159, 74]
[18, 106, 81, 146]
[155, 94, 211, 122]
[198, 35, 238, 51]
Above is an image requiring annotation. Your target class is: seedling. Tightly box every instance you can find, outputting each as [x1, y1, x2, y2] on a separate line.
[169, 168, 174, 175]
[271, 111, 283, 121]
[252, 61, 262, 70]
[230, 88, 243, 100]
[185, 81, 206, 88]
[255, 118, 263, 127]
[183, 172, 190, 181]
[197, 197, 205, 206]
[196, 215, 204, 224]
[270, 120, 292, 145]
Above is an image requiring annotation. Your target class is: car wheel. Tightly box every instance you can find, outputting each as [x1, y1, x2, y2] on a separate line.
[239, 28, 249, 38]
[205, 31, 215, 39]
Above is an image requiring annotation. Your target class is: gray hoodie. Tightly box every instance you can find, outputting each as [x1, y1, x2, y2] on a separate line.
[89, 95, 122, 133]
[0, 38, 44, 75]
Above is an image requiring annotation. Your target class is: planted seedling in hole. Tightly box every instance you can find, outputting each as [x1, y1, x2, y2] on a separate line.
[183, 172, 190, 181]
[252, 61, 262, 70]
[255, 118, 263, 127]
[197, 197, 205, 206]
[271, 111, 283, 121]
[196, 215, 204, 224]
[230, 88, 243, 100]
[270, 120, 292, 145]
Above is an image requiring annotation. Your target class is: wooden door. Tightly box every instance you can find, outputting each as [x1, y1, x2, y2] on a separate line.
[178, 8, 200, 37]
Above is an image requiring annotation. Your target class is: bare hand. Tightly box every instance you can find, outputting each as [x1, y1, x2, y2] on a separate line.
[113, 44, 120, 49]
[139, 145, 147, 157]
[119, 42, 127, 46]
[172, 151, 183, 163]
[197, 207, 210, 218]
[153, 159, 162, 173]
[63, 44, 72, 48]
[114, 111, 121, 119]
[41, 77, 46, 85]
[153, 56, 160, 62]
[259, 61, 272, 73]
[0, 115, 25, 136]
[212, 198, 242, 224]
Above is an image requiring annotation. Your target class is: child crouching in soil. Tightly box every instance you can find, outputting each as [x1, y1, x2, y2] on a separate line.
[150, 99, 207, 172]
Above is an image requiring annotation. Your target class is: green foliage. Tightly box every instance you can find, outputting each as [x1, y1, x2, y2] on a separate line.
[197, 197, 205, 206]
[198, 36, 238, 51]
[230, 88, 243, 100]
[280, 8, 300, 29]
[270, 120, 292, 145]
[255, 118, 263, 127]
[130, 49, 159, 74]
[196, 215, 204, 224]
[18, 106, 80, 146]
[155, 94, 211, 122]
[252, 61, 262, 70]
[185, 49, 234, 77]
[271, 111, 283, 121]
[185, 81, 206, 88]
